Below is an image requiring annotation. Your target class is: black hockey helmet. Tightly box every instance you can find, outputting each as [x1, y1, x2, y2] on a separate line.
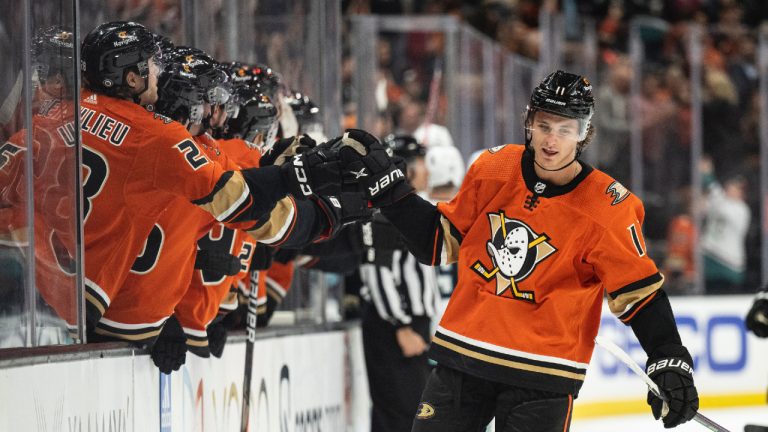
[524, 70, 594, 154]
[286, 91, 321, 133]
[223, 85, 278, 147]
[226, 61, 256, 86]
[382, 134, 425, 161]
[250, 64, 281, 100]
[153, 33, 175, 56]
[81, 21, 159, 95]
[168, 47, 231, 105]
[155, 61, 206, 125]
[32, 25, 76, 87]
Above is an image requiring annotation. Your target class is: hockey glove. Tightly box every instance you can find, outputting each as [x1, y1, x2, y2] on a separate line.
[257, 294, 281, 328]
[279, 142, 343, 198]
[311, 192, 374, 241]
[746, 294, 768, 338]
[194, 249, 241, 279]
[151, 315, 187, 374]
[250, 243, 275, 271]
[333, 129, 414, 207]
[260, 135, 317, 167]
[646, 346, 699, 428]
[207, 321, 228, 358]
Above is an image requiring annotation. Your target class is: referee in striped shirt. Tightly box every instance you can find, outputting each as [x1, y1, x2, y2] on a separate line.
[359, 135, 439, 432]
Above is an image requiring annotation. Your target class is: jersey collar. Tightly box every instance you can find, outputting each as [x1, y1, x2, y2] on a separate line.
[521, 149, 594, 197]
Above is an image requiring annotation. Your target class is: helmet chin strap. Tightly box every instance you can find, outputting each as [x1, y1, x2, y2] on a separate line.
[131, 76, 151, 107]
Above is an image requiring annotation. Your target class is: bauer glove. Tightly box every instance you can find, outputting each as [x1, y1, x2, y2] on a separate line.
[646, 346, 699, 428]
[332, 129, 414, 206]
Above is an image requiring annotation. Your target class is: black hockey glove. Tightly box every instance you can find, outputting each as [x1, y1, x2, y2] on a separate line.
[250, 243, 275, 271]
[257, 294, 281, 328]
[746, 294, 768, 338]
[260, 135, 317, 167]
[311, 192, 374, 240]
[206, 321, 228, 358]
[194, 249, 241, 279]
[279, 142, 342, 199]
[151, 315, 187, 374]
[333, 129, 414, 207]
[646, 346, 699, 428]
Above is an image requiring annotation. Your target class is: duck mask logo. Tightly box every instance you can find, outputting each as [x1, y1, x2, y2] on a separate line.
[471, 211, 557, 303]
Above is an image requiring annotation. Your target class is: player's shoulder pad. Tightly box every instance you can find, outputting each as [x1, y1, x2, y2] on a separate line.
[468, 144, 525, 179]
[579, 168, 643, 216]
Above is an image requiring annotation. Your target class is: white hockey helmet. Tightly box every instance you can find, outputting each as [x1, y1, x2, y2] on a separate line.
[426, 145, 465, 191]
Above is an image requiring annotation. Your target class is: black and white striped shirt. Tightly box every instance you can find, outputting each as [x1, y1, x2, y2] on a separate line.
[359, 220, 439, 326]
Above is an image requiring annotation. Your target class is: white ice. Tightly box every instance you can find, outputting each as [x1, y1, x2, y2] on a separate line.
[571, 406, 768, 432]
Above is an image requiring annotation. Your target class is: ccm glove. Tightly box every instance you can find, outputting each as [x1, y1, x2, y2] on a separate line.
[311, 192, 374, 240]
[151, 315, 188, 374]
[333, 129, 414, 206]
[261, 135, 317, 167]
[646, 347, 699, 428]
[279, 143, 342, 198]
[746, 293, 768, 338]
[194, 250, 241, 279]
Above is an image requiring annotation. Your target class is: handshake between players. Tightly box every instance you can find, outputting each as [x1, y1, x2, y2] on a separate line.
[281, 128, 414, 224]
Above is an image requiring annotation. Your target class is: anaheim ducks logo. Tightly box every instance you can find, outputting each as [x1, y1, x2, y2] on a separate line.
[471, 211, 556, 302]
[415, 403, 435, 419]
[606, 181, 630, 205]
[117, 31, 128, 39]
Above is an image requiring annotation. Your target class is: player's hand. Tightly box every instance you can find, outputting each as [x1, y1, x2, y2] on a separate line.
[151, 315, 188, 374]
[250, 244, 274, 271]
[331, 129, 414, 206]
[279, 142, 342, 198]
[746, 296, 768, 338]
[207, 321, 228, 358]
[260, 135, 317, 167]
[646, 351, 699, 428]
[311, 192, 374, 240]
[396, 326, 428, 357]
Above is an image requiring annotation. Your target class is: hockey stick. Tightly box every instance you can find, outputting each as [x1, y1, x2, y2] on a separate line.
[594, 336, 731, 432]
[240, 273, 260, 432]
[420, 58, 443, 147]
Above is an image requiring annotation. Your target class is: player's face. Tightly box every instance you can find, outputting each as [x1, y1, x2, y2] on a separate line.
[137, 56, 160, 106]
[529, 111, 580, 170]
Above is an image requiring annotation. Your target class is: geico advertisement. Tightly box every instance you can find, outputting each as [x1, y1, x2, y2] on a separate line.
[578, 294, 768, 402]
[172, 331, 347, 432]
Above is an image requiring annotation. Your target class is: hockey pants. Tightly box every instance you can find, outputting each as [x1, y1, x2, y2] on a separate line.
[411, 365, 573, 432]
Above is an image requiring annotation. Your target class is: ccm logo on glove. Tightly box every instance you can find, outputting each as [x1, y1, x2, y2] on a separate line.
[369, 168, 405, 197]
[647, 358, 693, 375]
[292, 154, 312, 196]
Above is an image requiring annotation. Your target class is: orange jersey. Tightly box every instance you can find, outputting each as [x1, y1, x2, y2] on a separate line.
[218, 138, 262, 169]
[96, 135, 240, 342]
[175, 137, 262, 350]
[263, 259, 295, 304]
[431, 145, 662, 395]
[79, 90, 258, 325]
[0, 100, 79, 327]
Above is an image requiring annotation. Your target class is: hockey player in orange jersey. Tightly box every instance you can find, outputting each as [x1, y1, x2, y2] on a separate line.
[0, 26, 80, 337]
[78, 21, 351, 337]
[93, 53, 248, 372]
[330, 71, 700, 431]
